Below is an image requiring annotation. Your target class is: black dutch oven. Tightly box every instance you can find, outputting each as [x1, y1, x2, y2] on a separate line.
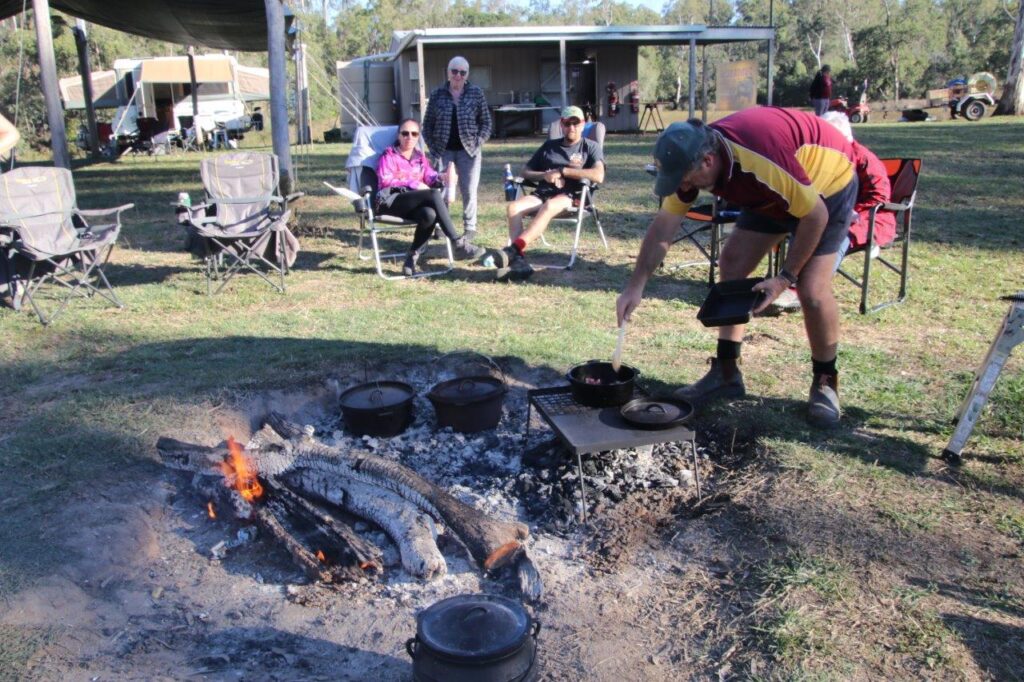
[406, 593, 541, 682]
[566, 360, 639, 407]
[428, 375, 507, 433]
[338, 381, 415, 438]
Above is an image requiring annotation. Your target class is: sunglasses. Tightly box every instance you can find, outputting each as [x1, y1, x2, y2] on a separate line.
[450, 69, 468, 76]
[561, 118, 583, 127]
[400, 130, 420, 137]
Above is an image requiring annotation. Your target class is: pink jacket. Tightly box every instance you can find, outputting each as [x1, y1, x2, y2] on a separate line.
[376, 145, 438, 190]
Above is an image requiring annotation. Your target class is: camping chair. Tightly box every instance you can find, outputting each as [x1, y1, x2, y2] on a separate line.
[324, 125, 454, 281]
[506, 120, 608, 270]
[667, 197, 741, 286]
[181, 152, 303, 295]
[836, 158, 921, 314]
[0, 167, 132, 325]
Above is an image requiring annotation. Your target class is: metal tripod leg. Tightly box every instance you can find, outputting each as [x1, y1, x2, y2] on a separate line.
[943, 296, 1024, 463]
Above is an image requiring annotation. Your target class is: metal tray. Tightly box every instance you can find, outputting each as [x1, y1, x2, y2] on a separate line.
[697, 277, 766, 327]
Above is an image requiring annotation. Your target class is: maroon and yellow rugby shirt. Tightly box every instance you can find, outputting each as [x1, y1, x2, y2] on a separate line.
[662, 107, 856, 221]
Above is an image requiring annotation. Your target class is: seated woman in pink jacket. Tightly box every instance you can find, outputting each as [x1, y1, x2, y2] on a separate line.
[375, 119, 484, 276]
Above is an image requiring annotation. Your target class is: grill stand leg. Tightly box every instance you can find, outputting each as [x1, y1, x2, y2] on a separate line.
[575, 449, 589, 524]
[943, 297, 1024, 464]
[690, 437, 701, 500]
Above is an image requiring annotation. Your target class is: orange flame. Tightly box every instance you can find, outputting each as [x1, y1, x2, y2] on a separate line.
[207, 502, 217, 519]
[219, 436, 264, 503]
[316, 550, 327, 563]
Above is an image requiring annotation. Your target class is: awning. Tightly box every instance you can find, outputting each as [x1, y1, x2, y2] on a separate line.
[58, 69, 119, 108]
[236, 64, 270, 101]
[140, 56, 233, 84]
[0, 0, 293, 52]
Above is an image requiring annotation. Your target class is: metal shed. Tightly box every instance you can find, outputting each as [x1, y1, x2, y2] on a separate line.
[340, 24, 775, 135]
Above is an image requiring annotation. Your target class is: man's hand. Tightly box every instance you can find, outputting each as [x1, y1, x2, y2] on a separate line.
[542, 169, 564, 188]
[752, 275, 791, 313]
[616, 287, 643, 327]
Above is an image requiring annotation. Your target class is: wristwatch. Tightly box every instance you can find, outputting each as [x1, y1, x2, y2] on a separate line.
[779, 268, 799, 285]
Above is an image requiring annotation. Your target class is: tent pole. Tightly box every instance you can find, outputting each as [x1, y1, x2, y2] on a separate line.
[265, 0, 293, 194]
[299, 42, 310, 145]
[32, 0, 70, 169]
[559, 39, 567, 110]
[73, 20, 100, 158]
[688, 38, 697, 119]
[767, 37, 775, 106]
[416, 40, 426, 121]
[187, 46, 204, 146]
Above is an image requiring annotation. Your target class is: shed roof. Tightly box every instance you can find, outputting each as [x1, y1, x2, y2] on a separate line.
[390, 24, 774, 54]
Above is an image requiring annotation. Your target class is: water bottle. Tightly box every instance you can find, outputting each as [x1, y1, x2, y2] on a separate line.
[177, 192, 191, 208]
[503, 164, 516, 202]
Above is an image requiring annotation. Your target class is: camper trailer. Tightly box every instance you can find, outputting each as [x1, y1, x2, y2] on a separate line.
[60, 54, 270, 150]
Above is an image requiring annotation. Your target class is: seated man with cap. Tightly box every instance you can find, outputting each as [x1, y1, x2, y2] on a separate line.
[491, 106, 605, 281]
[616, 108, 858, 427]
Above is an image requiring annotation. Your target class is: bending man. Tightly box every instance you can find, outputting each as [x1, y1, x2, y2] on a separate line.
[616, 108, 857, 427]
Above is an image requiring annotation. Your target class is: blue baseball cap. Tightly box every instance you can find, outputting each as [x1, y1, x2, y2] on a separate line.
[652, 121, 710, 197]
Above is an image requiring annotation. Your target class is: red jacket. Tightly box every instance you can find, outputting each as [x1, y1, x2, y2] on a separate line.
[849, 141, 896, 249]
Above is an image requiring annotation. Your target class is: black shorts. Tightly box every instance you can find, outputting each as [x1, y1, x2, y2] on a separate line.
[734, 176, 859, 256]
[532, 185, 579, 203]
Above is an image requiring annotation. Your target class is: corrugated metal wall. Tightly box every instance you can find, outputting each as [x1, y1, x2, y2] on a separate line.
[390, 43, 639, 133]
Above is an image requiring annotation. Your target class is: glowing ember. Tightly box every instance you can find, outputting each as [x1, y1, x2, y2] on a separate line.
[219, 436, 264, 503]
[207, 502, 217, 519]
[316, 550, 327, 563]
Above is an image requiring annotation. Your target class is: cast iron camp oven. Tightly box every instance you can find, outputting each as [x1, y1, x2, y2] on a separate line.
[620, 396, 694, 430]
[406, 593, 541, 682]
[338, 381, 415, 438]
[566, 360, 639, 407]
[428, 375, 507, 433]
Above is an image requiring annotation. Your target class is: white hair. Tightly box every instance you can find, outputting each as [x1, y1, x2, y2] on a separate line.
[447, 56, 469, 73]
[821, 111, 854, 142]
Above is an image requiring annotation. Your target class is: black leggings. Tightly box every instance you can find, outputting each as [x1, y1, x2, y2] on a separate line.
[383, 189, 459, 253]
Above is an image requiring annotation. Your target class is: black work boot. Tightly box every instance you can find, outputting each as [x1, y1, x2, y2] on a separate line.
[673, 357, 746, 407]
[496, 249, 534, 282]
[808, 373, 841, 428]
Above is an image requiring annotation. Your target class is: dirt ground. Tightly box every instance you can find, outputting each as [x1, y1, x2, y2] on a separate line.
[3, 370, 1022, 681]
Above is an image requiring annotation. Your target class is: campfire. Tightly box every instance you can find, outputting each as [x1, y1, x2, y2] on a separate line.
[158, 412, 540, 596]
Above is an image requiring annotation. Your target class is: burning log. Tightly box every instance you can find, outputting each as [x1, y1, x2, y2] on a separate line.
[157, 416, 530, 584]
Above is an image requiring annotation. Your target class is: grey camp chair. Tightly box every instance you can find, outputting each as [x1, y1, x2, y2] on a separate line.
[182, 152, 303, 295]
[324, 125, 454, 281]
[0, 167, 132, 325]
[506, 120, 608, 270]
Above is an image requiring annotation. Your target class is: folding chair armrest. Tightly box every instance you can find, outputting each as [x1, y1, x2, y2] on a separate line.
[271, 209, 293, 228]
[76, 203, 135, 217]
[879, 200, 911, 213]
[285, 191, 305, 202]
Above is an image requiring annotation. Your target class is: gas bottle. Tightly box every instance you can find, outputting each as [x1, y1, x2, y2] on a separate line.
[503, 164, 517, 202]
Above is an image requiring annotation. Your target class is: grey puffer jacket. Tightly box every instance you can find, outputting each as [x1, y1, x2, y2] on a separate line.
[421, 82, 492, 157]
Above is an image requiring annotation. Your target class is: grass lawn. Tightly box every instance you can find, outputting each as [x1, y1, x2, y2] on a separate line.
[1, 116, 1023, 678]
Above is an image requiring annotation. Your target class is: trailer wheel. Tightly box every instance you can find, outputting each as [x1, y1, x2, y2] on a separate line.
[849, 112, 863, 124]
[964, 100, 986, 121]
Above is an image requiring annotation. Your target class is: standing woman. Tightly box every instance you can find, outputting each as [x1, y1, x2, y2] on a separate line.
[421, 56, 492, 243]
[376, 119, 485, 276]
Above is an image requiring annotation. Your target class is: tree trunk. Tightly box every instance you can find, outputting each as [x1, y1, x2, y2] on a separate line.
[996, 0, 1024, 116]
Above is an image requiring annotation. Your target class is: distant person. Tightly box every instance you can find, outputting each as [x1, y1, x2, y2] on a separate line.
[774, 111, 895, 310]
[809, 65, 832, 116]
[0, 112, 20, 161]
[491, 106, 605, 282]
[375, 119, 485, 276]
[421, 56, 492, 243]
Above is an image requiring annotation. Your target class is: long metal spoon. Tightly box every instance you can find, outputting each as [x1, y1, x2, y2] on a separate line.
[611, 322, 627, 373]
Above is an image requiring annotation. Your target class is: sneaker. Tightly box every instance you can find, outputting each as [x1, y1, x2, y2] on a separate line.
[808, 373, 841, 428]
[402, 253, 416, 277]
[869, 244, 881, 260]
[491, 245, 518, 270]
[454, 236, 486, 261]
[496, 252, 535, 282]
[673, 358, 746, 407]
[771, 287, 802, 311]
